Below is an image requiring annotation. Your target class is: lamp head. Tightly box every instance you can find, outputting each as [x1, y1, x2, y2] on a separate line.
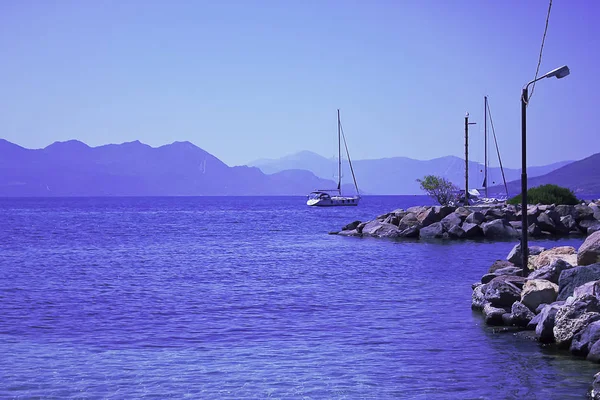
[543, 65, 570, 79]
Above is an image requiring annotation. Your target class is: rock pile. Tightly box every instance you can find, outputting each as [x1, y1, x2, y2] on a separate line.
[335, 201, 600, 240]
[471, 232, 600, 397]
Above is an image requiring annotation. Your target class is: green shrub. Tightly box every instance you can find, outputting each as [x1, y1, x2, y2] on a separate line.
[507, 184, 579, 206]
[417, 175, 459, 206]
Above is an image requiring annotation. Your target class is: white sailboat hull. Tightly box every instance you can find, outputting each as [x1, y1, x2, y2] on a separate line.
[307, 196, 360, 207]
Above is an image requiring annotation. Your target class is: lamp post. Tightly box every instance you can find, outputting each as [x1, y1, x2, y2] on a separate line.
[520, 65, 570, 275]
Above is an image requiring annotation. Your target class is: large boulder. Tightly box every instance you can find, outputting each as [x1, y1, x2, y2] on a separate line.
[578, 232, 600, 266]
[587, 341, 600, 363]
[483, 275, 524, 308]
[465, 211, 485, 225]
[417, 208, 441, 228]
[510, 301, 536, 327]
[536, 212, 556, 233]
[483, 303, 508, 326]
[361, 221, 401, 238]
[383, 214, 400, 226]
[481, 266, 523, 284]
[555, 204, 577, 219]
[398, 213, 420, 231]
[535, 303, 562, 343]
[560, 215, 579, 233]
[553, 294, 600, 347]
[488, 260, 515, 273]
[557, 263, 600, 301]
[462, 222, 483, 238]
[454, 207, 471, 220]
[570, 320, 600, 357]
[573, 281, 600, 299]
[484, 207, 507, 222]
[575, 204, 595, 221]
[580, 220, 600, 235]
[521, 279, 559, 311]
[590, 372, 600, 399]
[533, 246, 577, 270]
[419, 222, 444, 239]
[481, 219, 518, 239]
[527, 258, 574, 285]
[447, 225, 466, 239]
[506, 244, 545, 267]
[399, 226, 420, 238]
[441, 212, 462, 231]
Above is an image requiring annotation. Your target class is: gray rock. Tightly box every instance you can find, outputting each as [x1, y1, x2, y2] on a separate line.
[482, 219, 518, 239]
[417, 208, 441, 228]
[419, 222, 444, 239]
[527, 258, 574, 285]
[399, 225, 420, 238]
[483, 303, 508, 326]
[472, 284, 487, 311]
[465, 211, 485, 225]
[447, 225, 466, 239]
[509, 221, 522, 230]
[361, 221, 401, 238]
[535, 303, 562, 343]
[484, 207, 506, 221]
[462, 222, 483, 238]
[575, 204, 595, 221]
[528, 223, 542, 237]
[587, 341, 600, 363]
[580, 220, 600, 235]
[573, 281, 600, 299]
[342, 220, 361, 231]
[537, 212, 556, 233]
[557, 263, 600, 301]
[521, 279, 559, 311]
[589, 371, 600, 398]
[555, 204, 577, 219]
[406, 206, 427, 215]
[560, 215, 578, 232]
[483, 275, 523, 308]
[441, 212, 462, 231]
[383, 214, 400, 226]
[356, 222, 367, 233]
[511, 301, 536, 327]
[398, 213, 420, 230]
[570, 320, 600, 357]
[481, 266, 523, 284]
[454, 207, 471, 220]
[337, 229, 361, 237]
[488, 260, 515, 273]
[553, 294, 600, 347]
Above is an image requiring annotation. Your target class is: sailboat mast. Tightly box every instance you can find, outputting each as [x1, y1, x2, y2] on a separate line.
[484, 96, 488, 198]
[337, 109, 341, 195]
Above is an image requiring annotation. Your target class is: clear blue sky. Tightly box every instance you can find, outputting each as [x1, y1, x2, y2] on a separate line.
[1, 0, 598, 167]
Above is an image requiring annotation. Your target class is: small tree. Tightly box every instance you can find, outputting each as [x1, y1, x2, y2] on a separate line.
[507, 184, 579, 206]
[417, 175, 459, 206]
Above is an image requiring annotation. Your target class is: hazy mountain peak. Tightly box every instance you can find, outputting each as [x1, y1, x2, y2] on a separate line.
[45, 139, 90, 150]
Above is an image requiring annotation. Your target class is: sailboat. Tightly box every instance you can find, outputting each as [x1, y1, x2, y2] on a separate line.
[460, 96, 509, 205]
[306, 109, 361, 207]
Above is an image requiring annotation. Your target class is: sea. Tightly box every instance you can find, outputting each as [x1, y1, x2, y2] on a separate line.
[1, 196, 598, 399]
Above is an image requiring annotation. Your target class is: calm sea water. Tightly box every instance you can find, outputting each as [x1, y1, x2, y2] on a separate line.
[1, 196, 598, 399]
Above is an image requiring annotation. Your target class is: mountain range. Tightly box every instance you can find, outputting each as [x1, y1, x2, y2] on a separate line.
[249, 151, 573, 195]
[489, 152, 600, 197]
[0, 139, 340, 196]
[0, 138, 597, 197]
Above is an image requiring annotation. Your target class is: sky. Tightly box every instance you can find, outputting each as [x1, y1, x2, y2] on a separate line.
[0, 0, 598, 168]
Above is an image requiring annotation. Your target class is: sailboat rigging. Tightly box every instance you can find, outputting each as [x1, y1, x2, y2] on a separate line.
[461, 97, 509, 205]
[307, 109, 361, 207]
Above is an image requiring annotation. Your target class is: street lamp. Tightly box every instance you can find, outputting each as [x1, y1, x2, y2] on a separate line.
[520, 65, 570, 274]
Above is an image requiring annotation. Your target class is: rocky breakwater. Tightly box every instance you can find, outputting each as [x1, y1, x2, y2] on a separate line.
[472, 231, 600, 398]
[334, 200, 600, 240]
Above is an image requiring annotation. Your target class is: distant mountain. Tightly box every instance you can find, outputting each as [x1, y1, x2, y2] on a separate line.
[248, 151, 573, 195]
[0, 139, 338, 196]
[489, 152, 600, 197]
